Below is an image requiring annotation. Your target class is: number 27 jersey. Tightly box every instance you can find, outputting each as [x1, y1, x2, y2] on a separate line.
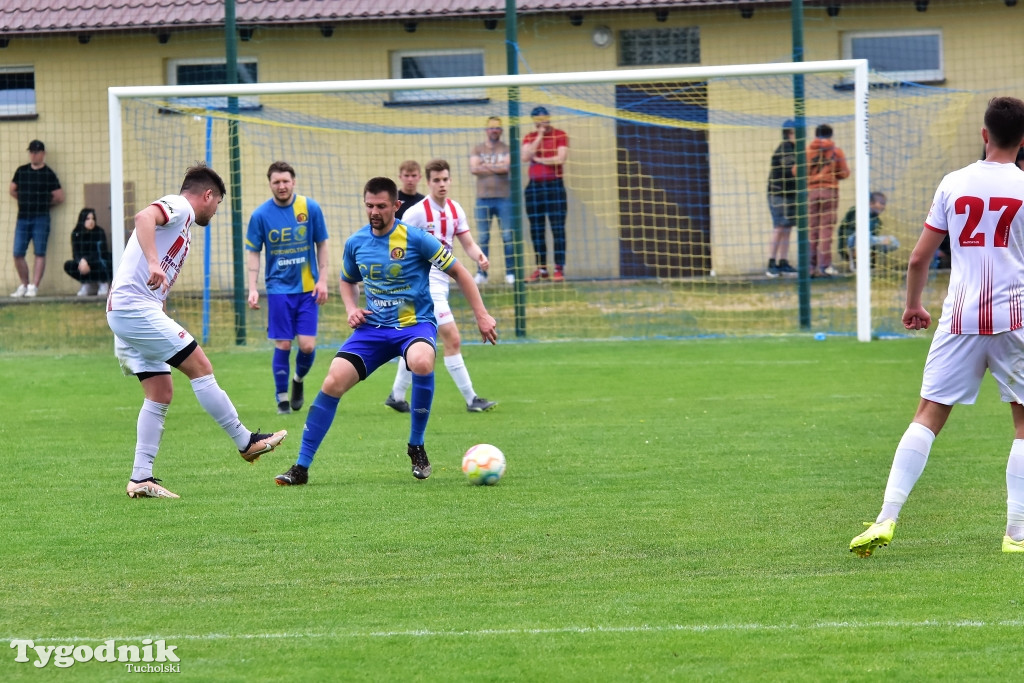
[925, 161, 1024, 335]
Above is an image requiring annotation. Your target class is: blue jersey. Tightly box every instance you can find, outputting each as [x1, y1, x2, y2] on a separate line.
[245, 195, 328, 294]
[341, 220, 457, 328]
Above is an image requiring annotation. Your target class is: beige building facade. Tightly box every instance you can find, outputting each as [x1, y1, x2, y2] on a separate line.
[1, 1, 1021, 293]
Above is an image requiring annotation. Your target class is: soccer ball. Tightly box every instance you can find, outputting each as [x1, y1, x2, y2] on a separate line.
[461, 444, 506, 486]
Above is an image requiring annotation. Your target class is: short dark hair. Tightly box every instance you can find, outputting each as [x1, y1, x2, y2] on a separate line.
[869, 191, 887, 204]
[266, 161, 295, 180]
[424, 158, 450, 181]
[984, 96, 1024, 150]
[364, 176, 398, 201]
[814, 124, 833, 139]
[180, 163, 226, 197]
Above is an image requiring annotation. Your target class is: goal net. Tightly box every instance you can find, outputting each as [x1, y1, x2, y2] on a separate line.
[103, 60, 969, 348]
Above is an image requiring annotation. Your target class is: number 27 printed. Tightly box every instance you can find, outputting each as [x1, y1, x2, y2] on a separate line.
[955, 196, 1023, 248]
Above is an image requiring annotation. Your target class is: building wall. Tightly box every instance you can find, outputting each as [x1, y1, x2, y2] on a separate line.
[1, 2, 1021, 292]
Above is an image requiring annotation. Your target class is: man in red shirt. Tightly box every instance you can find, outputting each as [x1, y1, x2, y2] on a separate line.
[521, 106, 569, 282]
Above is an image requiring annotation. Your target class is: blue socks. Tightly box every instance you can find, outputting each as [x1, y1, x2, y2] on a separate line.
[409, 372, 434, 446]
[296, 372, 431, 470]
[297, 391, 340, 468]
[273, 348, 290, 395]
[295, 349, 315, 380]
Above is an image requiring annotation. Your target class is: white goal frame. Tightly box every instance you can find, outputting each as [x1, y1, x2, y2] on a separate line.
[108, 59, 871, 340]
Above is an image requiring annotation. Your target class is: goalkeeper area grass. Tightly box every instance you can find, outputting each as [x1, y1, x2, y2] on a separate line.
[2, 338, 1022, 680]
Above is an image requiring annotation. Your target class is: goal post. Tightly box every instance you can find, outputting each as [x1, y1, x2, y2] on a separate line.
[108, 59, 923, 346]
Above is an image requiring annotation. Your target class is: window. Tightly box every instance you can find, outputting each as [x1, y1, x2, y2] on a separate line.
[0, 66, 36, 119]
[620, 28, 700, 67]
[166, 58, 260, 110]
[389, 50, 486, 105]
[843, 30, 943, 84]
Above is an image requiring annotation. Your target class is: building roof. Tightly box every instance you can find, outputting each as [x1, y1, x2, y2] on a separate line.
[1, 0, 770, 36]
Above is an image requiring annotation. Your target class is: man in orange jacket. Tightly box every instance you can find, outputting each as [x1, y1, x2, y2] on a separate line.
[807, 124, 850, 277]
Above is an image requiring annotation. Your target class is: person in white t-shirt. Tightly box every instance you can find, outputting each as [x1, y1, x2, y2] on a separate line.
[384, 158, 498, 413]
[106, 164, 287, 499]
[850, 96, 1024, 557]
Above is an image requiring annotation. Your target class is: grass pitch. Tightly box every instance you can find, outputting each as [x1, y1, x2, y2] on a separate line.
[2, 337, 1022, 681]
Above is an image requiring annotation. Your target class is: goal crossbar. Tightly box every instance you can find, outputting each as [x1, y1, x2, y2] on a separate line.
[108, 59, 871, 340]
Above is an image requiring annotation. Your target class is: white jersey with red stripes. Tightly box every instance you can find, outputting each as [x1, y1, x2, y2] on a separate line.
[399, 195, 469, 249]
[108, 194, 194, 311]
[925, 160, 1024, 335]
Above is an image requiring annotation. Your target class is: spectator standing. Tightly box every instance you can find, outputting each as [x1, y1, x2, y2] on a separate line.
[246, 161, 330, 415]
[63, 207, 112, 296]
[806, 124, 850, 277]
[10, 140, 64, 297]
[395, 160, 425, 220]
[766, 120, 799, 277]
[521, 106, 569, 282]
[470, 116, 514, 285]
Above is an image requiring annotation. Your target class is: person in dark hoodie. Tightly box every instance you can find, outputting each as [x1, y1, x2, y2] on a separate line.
[765, 119, 798, 277]
[63, 207, 112, 296]
[806, 124, 850, 277]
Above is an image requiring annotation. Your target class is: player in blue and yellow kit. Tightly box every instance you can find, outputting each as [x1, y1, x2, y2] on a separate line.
[246, 162, 330, 414]
[274, 176, 497, 486]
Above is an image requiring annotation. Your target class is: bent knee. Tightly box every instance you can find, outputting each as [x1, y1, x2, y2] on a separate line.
[405, 342, 436, 375]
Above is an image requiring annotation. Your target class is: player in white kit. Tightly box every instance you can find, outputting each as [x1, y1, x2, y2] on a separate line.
[106, 164, 287, 499]
[384, 158, 498, 413]
[850, 97, 1024, 556]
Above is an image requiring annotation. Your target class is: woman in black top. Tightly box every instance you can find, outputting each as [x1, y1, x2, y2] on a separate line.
[63, 208, 112, 296]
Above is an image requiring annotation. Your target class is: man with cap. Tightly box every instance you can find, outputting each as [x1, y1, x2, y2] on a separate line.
[10, 140, 64, 297]
[765, 120, 798, 277]
[520, 106, 569, 282]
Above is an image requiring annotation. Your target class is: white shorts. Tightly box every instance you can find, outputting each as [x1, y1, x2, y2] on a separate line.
[107, 308, 195, 376]
[921, 328, 1024, 405]
[429, 266, 454, 327]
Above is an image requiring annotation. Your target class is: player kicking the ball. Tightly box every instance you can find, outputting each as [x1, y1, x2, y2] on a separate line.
[849, 96, 1024, 556]
[106, 164, 287, 499]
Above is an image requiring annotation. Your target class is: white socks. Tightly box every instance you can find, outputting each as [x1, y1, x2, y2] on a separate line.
[191, 374, 250, 449]
[444, 353, 476, 404]
[132, 377, 255, 480]
[392, 358, 412, 401]
[874, 425, 1024, 540]
[132, 399, 168, 481]
[1006, 440, 1024, 540]
[878, 422, 935, 523]
[392, 353, 477, 405]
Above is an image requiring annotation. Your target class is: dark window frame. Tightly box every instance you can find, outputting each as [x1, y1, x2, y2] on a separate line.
[389, 49, 487, 105]
[166, 57, 261, 111]
[0, 65, 38, 120]
[842, 29, 944, 84]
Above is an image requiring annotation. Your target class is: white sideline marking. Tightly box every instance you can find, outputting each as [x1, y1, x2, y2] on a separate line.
[8, 619, 1024, 643]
